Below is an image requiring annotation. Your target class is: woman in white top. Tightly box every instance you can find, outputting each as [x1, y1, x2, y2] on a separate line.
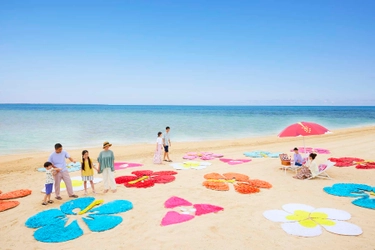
[153, 132, 164, 164]
[293, 153, 318, 179]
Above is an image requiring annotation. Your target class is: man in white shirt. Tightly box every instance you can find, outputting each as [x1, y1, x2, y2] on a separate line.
[163, 126, 172, 162]
[48, 143, 78, 200]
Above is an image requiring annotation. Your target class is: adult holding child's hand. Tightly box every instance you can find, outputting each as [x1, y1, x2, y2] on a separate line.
[48, 143, 78, 200]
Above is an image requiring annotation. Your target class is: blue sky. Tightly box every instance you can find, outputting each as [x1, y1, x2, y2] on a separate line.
[0, 0, 374, 105]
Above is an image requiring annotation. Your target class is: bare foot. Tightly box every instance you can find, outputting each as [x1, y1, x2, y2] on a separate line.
[103, 189, 109, 193]
[292, 176, 298, 179]
[112, 189, 117, 193]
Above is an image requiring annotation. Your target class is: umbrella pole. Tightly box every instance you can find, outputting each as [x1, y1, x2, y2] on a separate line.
[303, 137, 307, 159]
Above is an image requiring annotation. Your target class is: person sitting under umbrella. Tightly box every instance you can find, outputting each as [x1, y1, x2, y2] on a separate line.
[293, 153, 318, 179]
[293, 147, 303, 166]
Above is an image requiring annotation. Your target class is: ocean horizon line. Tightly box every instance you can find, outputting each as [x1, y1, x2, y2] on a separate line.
[1, 103, 375, 107]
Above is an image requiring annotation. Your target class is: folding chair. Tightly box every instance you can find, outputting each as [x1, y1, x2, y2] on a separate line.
[306, 161, 335, 180]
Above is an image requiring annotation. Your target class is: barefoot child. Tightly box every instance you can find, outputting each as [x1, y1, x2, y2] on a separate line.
[81, 150, 99, 195]
[43, 161, 60, 205]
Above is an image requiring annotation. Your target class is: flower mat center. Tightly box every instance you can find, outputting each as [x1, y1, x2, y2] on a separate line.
[206, 178, 236, 183]
[286, 210, 336, 228]
[183, 163, 200, 168]
[128, 176, 149, 184]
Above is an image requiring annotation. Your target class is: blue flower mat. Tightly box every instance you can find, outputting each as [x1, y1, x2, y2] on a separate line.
[324, 183, 375, 210]
[25, 197, 133, 243]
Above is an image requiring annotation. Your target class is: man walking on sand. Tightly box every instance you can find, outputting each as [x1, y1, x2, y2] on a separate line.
[163, 126, 172, 162]
[48, 143, 78, 200]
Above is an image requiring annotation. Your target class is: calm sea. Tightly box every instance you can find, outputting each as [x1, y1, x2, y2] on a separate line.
[0, 104, 374, 155]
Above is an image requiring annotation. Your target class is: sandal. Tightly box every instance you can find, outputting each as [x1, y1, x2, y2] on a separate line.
[55, 196, 62, 200]
[42, 202, 48, 205]
[69, 195, 78, 198]
[168, 160, 173, 162]
[48, 200, 54, 204]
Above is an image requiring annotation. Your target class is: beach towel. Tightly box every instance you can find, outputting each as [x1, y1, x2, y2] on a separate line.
[244, 151, 280, 158]
[37, 162, 82, 172]
[41, 176, 102, 193]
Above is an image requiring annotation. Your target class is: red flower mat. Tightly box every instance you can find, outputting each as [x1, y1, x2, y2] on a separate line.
[115, 170, 178, 188]
[328, 157, 365, 167]
[356, 162, 375, 169]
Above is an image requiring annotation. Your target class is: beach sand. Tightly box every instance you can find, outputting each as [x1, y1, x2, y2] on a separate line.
[0, 126, 374, 250]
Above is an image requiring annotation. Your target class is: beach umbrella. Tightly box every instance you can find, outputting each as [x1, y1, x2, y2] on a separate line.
[278, 122, 331, 156]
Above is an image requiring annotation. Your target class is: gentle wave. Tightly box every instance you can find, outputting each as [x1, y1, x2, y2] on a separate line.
[1, 104, 374, 155]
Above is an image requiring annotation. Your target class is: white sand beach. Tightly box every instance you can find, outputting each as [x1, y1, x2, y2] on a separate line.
[1, 126, 375, 250]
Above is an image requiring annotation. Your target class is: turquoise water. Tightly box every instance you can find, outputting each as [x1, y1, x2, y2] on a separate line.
[0, 104, 374, 155]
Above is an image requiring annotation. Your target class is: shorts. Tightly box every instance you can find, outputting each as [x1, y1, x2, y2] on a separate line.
[295, 162, 303, 166]
[164, 145, 169, 152]
[45, 183, 53, 195]
[82, 175, 94, 181]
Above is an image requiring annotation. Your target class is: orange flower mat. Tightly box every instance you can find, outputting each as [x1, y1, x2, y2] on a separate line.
[203, 172, 272, 194]
[0, 189, 32, 212]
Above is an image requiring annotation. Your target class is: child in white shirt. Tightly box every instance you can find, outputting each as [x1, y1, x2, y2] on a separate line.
[43, 161, 60, 205]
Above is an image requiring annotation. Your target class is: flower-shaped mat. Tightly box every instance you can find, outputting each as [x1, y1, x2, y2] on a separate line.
[0, 189, 32, 212]
[115, 170, 177, 188]
[25, 197, 133, 243]
[203, 172, 272, 194]
[161, 196, 224, 226]
[323, 183, 375, 209]
[263, 203, 362, 237]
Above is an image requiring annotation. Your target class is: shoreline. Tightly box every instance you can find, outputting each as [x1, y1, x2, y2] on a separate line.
[1, 125, 374, 174]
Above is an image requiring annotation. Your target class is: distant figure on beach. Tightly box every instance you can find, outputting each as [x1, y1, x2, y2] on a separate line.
[163, 126, 172, 162]
[97, 142, 117, 193]
[48, 143, 79, 200]
[81, 150, 99, 195]
[293, 153, 318, 179]
[42, 161, 60, 205]
[153, 132, 164, 164]
[293, 147, 303, 166]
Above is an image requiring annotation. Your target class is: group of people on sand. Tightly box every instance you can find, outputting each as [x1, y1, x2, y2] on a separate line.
[290, 147, 319, 180]
[42, 142, 116, 205]
[41, 126, 172, 205]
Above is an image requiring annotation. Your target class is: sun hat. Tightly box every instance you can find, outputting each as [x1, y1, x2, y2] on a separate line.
[103, 141, 112, 149]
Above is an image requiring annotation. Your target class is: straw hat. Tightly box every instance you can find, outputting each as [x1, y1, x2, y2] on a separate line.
[103, 141, 112, 149]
